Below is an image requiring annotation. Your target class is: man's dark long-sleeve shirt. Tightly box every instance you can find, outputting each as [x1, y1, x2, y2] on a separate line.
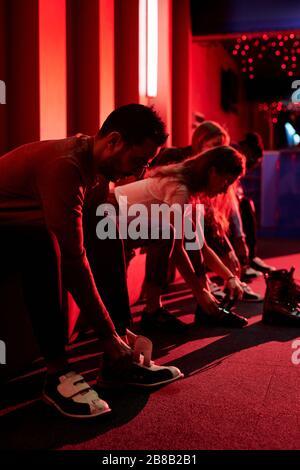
[0, 134, 115, 337]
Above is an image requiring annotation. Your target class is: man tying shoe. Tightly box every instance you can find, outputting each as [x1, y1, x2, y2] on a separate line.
[0, 104, 183, 419]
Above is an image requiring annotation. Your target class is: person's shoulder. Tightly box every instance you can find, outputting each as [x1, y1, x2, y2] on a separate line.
[158, 176, 188, 197]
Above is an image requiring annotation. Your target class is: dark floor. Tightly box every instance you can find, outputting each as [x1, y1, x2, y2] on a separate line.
[1, 239, 300, 450]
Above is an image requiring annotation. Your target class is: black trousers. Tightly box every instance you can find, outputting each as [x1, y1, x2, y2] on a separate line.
[83, 223, 133, 336]
[0, 226, 67, 362]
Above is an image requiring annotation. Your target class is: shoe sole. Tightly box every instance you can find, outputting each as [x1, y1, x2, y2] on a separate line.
[97, 371, 184, 389]
[42, 394, 112, 419]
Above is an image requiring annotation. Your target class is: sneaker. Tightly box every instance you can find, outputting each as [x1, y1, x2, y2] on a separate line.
[250, 257, 275, 273]
[195, 298, 248, 328]
[241, 266, 263, 281]
[140, 307, 189, 334]
[43, 371, 111, 419]
[240, 282, 263, 302]
[98, 336, 184, 388]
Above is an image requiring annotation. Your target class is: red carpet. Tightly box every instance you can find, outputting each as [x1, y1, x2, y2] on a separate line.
[1, 239, 300, 450]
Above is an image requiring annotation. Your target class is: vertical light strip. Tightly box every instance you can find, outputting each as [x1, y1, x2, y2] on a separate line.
[139, 0, 147, 97]
[99, 0, 115, 125]
[39, 0, 66, 139]
[147, 0, 158, 97]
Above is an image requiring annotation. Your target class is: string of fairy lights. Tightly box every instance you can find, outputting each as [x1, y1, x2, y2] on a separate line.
[231, 32, 300, 80]
[258, 100, 300, 123]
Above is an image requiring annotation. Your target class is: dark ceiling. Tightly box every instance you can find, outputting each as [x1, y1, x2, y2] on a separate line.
[190, 0, 300, 36]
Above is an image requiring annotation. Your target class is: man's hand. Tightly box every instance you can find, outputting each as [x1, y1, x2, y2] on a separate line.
[102, 333, 133, 366]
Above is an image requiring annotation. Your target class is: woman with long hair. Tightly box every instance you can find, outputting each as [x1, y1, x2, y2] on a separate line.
[151, 120, 262, 302]
[115, 145, 248, 333]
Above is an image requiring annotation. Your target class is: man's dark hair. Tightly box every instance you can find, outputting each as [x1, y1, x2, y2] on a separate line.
[97, 104, 168, 146]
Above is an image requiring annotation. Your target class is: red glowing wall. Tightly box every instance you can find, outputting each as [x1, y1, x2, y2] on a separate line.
[1, 0, 192, 151]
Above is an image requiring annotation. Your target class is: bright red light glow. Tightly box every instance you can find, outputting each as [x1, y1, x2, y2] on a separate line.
[39, 0, 67, 139]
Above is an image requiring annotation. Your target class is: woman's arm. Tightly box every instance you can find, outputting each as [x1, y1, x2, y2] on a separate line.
[202, 242, 243, 299]
[172, 239, 219, 315]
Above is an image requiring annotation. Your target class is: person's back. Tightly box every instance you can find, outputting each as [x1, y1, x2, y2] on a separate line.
[0, 135, 97, 226]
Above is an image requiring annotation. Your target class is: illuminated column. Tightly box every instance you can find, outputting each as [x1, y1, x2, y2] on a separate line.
[139, 0, 158, 99]
[39, 0, 67, 140]
[67, 0, 100, 135]
[139, 0, 172, 140]
[115, 0, 139, 107]
[172, 0, 192, 146]
[99, 0, 115, 124]
[6, 0, 40, 150]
